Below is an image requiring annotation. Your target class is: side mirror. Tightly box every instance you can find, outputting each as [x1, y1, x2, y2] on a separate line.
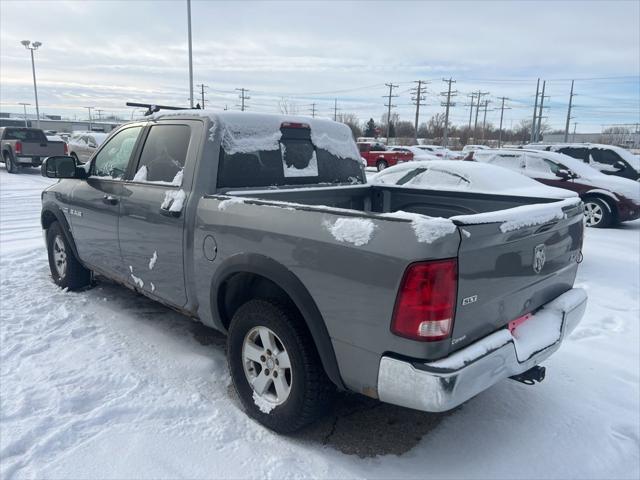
[41, 156, 86, 179]
[556, 169, 572, 180]
[88, 141, 97, 148]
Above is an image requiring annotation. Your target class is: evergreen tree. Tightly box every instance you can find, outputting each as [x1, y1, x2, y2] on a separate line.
[364, 118, 376, 137]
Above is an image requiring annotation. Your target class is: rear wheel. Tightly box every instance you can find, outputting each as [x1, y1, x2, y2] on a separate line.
[583, 198, 613, 228]
[46, 222, 91, 290]
[70, 152, 79, 163]
[227, 299, 334, 433]
[376, 159, 388, 171]
[3, 152, 18, 174]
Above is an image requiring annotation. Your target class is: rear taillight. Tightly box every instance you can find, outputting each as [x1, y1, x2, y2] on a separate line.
[63, 143, 68, 155]
[281, 122, 310, 129]
[15, 141, 22, 155]
[391, 259, 458, 341]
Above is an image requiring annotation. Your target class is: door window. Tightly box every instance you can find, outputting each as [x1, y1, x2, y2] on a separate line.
[487, 153, 524, 171]
[132, 125, 190, 185]
[524, 154, 557, 178]
[92, 126, 143, 179]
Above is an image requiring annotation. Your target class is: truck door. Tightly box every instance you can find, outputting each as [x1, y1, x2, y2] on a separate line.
[70, 125, 144, 280]
[118, 122, 196, 307]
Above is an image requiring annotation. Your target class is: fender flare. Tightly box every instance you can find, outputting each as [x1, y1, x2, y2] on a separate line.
[582, 190, 618, 214]
[41, 203, 81, 260]
[211, 253, 345, 389]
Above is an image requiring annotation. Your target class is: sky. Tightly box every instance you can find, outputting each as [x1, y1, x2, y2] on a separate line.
[1, 0, 639, 132]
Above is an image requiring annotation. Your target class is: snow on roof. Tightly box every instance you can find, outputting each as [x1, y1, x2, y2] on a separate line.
[151, 109, 360, 160]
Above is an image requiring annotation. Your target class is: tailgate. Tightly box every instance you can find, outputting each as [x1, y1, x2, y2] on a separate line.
[449, 198, 584, 352]
[20, 141, 62, 157]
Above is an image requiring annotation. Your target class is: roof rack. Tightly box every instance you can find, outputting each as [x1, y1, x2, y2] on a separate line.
[126, 102, 201, 117]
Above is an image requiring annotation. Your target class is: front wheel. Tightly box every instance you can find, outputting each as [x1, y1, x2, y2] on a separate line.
[227, 299, 334, 433]
[583, 198, 613, 228]
[46, 222, 92, 290]
[376, 159, 388, 171]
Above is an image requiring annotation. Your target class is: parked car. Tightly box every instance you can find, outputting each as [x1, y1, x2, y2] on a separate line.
[68, 132, 109, 164]
[357, 141, 413, 170]
[371, 160, 576, 200]
[462, 144, 490, 153]
[416, 145, 463, 159]
[527, 143, 640, 181]
[388, 145, 440, 161]
[41, 111, 586, 433]
[0, 127, 67, 173]
[471, 148, 640, 228]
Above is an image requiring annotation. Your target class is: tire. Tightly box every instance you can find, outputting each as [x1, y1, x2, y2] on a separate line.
[46, 222, 91, 290]
[227, 299, 335, 433]
[583, 197, 613, 228]
[70, 152, 79, 163]
[3, 151, 18, 174]
[376, 159, 388, 171]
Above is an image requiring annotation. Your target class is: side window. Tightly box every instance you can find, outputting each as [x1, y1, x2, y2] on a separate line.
[92, 126, 143, 179]
[357, 143, 369, 153]
[132, 125, 190, 185]
[525, 154, 557, 178]
[488, 154, 524, 171]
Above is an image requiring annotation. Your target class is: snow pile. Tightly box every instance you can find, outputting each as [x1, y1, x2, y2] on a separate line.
[148, 251, 157, 270]
[133, 166, 183, 187]
[384, 211, 457, 244]
[323, 217, 375, 246]
[128, 266, 144, 288]
[218, 197, 246, 211]
[283, 149, 319, 178]
[161, 189, 186, 212]
[252, 392, 276, 414]
[452, 197, 581, 232]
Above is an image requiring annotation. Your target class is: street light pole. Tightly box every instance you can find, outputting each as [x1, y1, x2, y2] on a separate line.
[21, 40, 42, 129]
[18, 103, 30, 127]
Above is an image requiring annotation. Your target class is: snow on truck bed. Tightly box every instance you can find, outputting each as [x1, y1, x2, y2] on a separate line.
[1, 170, 639, 478]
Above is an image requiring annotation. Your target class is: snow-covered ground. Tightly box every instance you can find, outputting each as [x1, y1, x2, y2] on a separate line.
[1, 168, 639, 479]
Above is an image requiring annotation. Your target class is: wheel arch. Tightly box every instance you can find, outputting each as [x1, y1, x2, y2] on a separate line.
[41, 204, 81, 259]
[582, 190, 618, 216]
[211, 253, 344, 389]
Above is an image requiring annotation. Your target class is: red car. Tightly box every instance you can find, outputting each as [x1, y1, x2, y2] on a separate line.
[471, 148, 640, 228]
[357, 142, 413, 171]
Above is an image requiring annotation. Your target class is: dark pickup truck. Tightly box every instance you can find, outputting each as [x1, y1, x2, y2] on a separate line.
[1, 127, 67, 173]
[40, 111, 587, 433]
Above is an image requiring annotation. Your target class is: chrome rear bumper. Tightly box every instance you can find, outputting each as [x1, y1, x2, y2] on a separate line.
[377, 288, 587, 412]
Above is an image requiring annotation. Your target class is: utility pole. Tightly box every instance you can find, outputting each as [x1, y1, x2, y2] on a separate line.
[383, 83, 399, 141]
[531, 78, 540, 143]
[411, 80, 428, 144]
[197, 83, 208, 108]
[96, 109, 104, 121]
[310, 103, 316, 118]
[536, 80, 548, 142]
[466, 92, 478, 131]
[236, 88, 250, 111]
[564, 80, 575, 142]
[481, 99, 491, 142]
[473, 91, 489, 142]
[84, 106, 94, 131]
[441, 78, 457, 147]
[186, 0, 194, 108]
[18, 102, 30, 127]
[497, 97, 511, 148]
[333, 98, 339, 121]
[572, 122, 578, 142]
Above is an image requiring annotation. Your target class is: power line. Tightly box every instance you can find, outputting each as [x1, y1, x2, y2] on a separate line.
[564, 80, 576, 142]
[497, 97, 511, 147]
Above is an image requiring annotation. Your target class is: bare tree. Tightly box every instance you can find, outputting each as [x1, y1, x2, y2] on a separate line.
[600, 126, 632, 146]
[278, 97, 299, 115]
[336, 112, 362, 139]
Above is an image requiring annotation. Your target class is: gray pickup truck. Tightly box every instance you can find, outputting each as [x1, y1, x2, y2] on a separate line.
[40, 111, 587, 433]
[1, 127, 67, 173]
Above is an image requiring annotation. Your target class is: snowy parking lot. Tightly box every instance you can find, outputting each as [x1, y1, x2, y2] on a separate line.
[1, 168, 638, 479]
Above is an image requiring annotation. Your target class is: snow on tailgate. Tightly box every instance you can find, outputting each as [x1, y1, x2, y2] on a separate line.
[451, 197, 582, 233]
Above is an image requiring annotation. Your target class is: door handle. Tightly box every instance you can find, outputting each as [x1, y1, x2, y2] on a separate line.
[160, 207, 181, 218]
[102, 195, 119, 205]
